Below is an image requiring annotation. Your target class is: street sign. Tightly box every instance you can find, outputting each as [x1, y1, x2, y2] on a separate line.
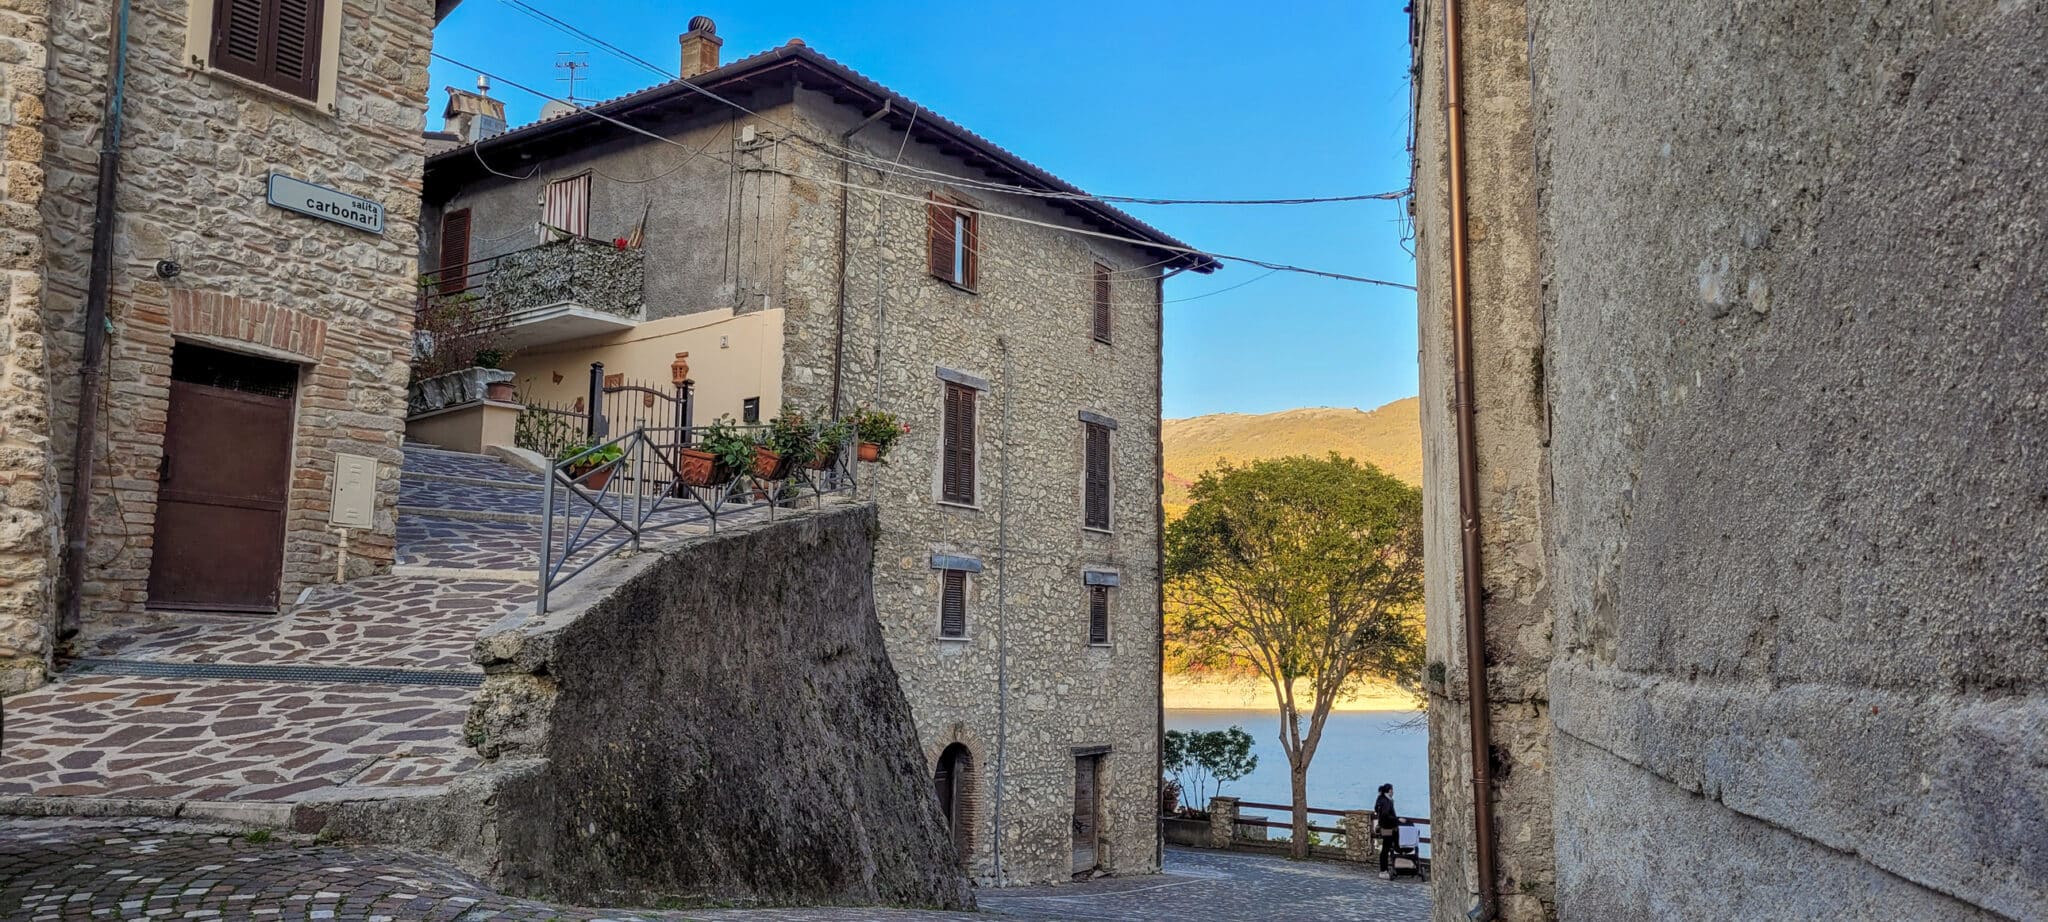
[266, 173, 384, 235]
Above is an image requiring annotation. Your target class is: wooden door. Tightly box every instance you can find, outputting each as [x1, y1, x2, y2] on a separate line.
[1072, 754, 1102, 874]
[147, 347, 296, 612]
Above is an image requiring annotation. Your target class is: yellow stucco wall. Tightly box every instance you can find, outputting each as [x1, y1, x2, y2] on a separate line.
[501, 309, 785, 427]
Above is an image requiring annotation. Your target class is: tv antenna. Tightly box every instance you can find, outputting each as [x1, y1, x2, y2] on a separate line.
[555, 52, 591, 104]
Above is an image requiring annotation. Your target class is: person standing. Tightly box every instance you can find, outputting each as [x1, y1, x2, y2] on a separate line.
[1374, 782, 1400, 879]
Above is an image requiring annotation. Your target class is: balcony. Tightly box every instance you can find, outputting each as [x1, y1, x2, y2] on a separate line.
[423, 237, 645, 352]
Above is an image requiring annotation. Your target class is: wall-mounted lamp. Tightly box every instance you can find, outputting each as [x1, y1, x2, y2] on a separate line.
[154, 259, 181, 280]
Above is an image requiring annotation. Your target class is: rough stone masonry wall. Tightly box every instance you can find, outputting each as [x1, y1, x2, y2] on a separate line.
[33, 0, 434, 637]
[448, 504, 973, 910]
[770, 89, 1167, 887]
[0, 0, 59, 693]
[1410, 0, 1555, 918]
[1530, 1, 2044, 919]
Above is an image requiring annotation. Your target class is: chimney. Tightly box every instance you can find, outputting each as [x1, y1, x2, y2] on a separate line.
[679, 15, 723, 78]
[444, 82, 508, 142]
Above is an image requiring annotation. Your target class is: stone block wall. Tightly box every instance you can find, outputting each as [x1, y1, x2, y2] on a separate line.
[454, 504, 975, 910]
[0, 0, 58, 693]
[22, 0, 435, 645]
[771, 89, 1169, 887]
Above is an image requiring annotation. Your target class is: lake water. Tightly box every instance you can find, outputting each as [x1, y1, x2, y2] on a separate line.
[1165, 708, 1430, 831]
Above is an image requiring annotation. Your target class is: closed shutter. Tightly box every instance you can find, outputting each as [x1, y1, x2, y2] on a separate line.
[437, 210, 471, 294]
[1092, 264, 1112, 343]
[928, 196, 955, 281]
[1088, 585, 1109, 644]
[940, 570, 968, 637]
[212, 0, 323, 100]
[942, 382, 976, 504]
[961, 211, 979, 288]
[544, 175, 591, 237]
[1083, 422, 1111, 530]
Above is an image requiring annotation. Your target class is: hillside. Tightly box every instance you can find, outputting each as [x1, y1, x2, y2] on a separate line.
[1162, 398, 1422, 514]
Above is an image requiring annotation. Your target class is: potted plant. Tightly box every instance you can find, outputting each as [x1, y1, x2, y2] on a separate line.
[564, 440, 624, 491]
[851, 406, 909, 462]
[680, 417, 755, 488]
[811, 416, 854, 469]
[759, 406, 817, 480]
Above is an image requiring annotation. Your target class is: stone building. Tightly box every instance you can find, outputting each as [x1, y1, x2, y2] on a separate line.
[1412, 1, 2045, 919]
[0, 0, 459, 693]
[419, 19, 1214, 886]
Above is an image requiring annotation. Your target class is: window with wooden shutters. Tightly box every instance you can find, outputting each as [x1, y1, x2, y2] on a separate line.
[1092, 264, 1113, 343]
[211, 0, 324, 100]
[941, 382, 977, 504]
[1087, 585, 1110, 645]
[940, 570, 969, 638]
[544, 175, 592, 238]
[927, 195, 978, 289]
[437, 210, 471, 295]
[1083, 422, 1111, 530]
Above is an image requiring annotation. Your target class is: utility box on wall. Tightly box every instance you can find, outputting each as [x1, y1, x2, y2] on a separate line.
[330, 453, 378, 529]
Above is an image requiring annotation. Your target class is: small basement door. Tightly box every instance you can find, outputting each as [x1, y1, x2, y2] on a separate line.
[146, 343, 298, 612]
[1072, 751, 1105, 875]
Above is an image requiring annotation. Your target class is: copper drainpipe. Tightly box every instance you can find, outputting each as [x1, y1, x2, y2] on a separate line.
[1442, 0, 1500, 917]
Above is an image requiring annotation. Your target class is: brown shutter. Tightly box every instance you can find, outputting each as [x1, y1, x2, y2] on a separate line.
[942, 383, 976, 504]
[1092, 264, 1112, 343]
[437, 210, 472, 295]
[928, 196, 955, 281]
[212, 0, 322, 100]
[1088, 586, 1109, 644]
[269, 0, 322, 99]
[961, 211, 979, 288]
[1083, 423, 1110, 530]
[940, 570, 968, 637]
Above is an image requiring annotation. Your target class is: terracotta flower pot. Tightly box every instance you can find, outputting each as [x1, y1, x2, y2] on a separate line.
[753, 445, 792, 480]
[809, 445, 840, 470]
[573, 466, 613, 491]
[485, 381, 517, 402]
[858, 441, 881, 463]
[678, 447, 719, 488]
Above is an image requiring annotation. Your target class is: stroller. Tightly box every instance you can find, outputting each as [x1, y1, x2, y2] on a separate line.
[1381, 822, 1430, 880]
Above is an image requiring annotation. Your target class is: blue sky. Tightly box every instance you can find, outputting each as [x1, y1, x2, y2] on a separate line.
[429, 0, 1416, 419]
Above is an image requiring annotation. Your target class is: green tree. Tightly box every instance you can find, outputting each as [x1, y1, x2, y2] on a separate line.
[1165, 454, 1424, 859]
[1164, 727, 1259, 811]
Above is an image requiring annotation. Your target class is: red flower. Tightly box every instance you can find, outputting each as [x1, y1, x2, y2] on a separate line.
[613, 237, 629, 250]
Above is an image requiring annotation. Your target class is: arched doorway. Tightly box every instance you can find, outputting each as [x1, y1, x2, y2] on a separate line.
[933, 743, 973, 863]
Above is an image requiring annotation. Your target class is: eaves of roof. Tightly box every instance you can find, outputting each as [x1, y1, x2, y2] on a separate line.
[425, 42, 1218, 273]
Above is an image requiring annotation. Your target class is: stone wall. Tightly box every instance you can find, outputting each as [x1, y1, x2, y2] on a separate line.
[26, 0, 435, 644]
[1410, 0, 1555, 917]
[1532, 1, 2045, 917]
[772, 88, 1169, 886]
[453, 504, 974, 910]
[0, 0, 58, 692]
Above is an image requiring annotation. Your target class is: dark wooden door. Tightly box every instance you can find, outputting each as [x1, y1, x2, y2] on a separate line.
[1072, 754, 1101, 874]
[147, 360, 295, 612]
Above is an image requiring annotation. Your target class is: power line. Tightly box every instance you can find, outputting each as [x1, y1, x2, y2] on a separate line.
[1165, 269, 1282, 303]
[431, 52, 1418, 292]
[488, 0, 1409, 210]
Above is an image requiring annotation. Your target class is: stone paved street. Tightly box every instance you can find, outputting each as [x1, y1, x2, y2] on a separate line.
[0, 819, 1430, 920]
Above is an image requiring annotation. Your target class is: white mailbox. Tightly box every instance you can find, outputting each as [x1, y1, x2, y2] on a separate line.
[330, 453, 378, 529]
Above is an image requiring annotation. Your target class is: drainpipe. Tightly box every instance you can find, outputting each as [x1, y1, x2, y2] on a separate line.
[829, 102, 889, 417]
[1442, 0, 1500, 917]
[58, 0, 133, 641]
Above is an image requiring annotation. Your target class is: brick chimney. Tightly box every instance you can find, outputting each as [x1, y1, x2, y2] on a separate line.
[679, 15, 723, 78]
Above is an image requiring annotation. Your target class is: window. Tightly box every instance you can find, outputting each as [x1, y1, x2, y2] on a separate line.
[1092, 264, 1113, 343]
[942, 382, 977, 504]
[1083, 422, 1111, 530]
[1087, 585, 1110, 645]
[437, 210, 471, 295]
[927, 194, 979, 289]
[544, 174, 592, 238]
[940, 569, 969, 638]
[208, 0, 325, 100]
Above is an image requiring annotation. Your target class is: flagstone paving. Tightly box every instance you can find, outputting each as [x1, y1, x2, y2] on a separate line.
[0, 820, 1432, 921]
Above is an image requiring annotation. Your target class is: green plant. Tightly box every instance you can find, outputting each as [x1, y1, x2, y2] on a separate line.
[696, 416, 759, 474]
[565, 440, 624, 472]
[1164, 726, 1259, 811]
[766, 404, 819, 462]
[814, 415, 855, 460]
[244, 829, 273, 844]
[473, 347, 506, 369]
[850, 406, 909, 455]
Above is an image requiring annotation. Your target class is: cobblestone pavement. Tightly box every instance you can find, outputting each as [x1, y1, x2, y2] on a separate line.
[400, 513, 546, 570]
[402, 447, 541, 484]
[0, 820, 1429, 921]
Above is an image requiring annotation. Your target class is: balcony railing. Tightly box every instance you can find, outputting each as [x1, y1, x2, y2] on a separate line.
[420, 237, 645, 351]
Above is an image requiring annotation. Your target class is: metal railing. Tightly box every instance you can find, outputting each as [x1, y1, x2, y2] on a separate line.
[422, 236, 644, 321]
[535, 421, 861, 614]
[1231, 801, 1431, 845]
